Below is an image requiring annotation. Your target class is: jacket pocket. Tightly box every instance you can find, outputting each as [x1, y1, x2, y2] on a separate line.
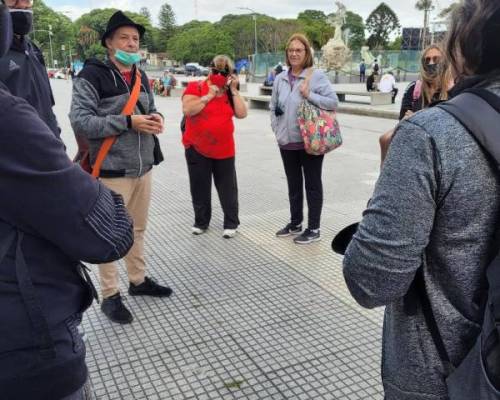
[65, 313, 84, 354]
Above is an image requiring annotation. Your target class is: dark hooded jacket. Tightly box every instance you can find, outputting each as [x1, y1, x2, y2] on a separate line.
[0, 36, 60, 138]
[0, 81, 134, 400]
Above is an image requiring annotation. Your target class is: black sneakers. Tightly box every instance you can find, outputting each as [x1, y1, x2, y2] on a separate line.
[294, 228, 321, 244]
[276, 223, 303, 237]
[128, 277, 173, 298]
[101, 293, 133, 324]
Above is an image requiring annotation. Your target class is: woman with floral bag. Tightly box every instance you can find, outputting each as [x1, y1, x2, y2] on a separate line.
[270, 33, 339, 244]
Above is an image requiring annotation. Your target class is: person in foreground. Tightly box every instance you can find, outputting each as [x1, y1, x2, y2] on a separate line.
[0, 5, 134, 399]
[343, 1, 500, 399]
[182, 55, 247, 239]
[270, 33, 338, 244]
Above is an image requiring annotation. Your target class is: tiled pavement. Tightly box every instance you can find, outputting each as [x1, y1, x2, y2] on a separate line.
[52, 80, 395, 400]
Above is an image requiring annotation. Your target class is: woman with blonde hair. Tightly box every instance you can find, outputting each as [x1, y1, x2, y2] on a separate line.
[182, 55, 247, 238]
[271, 33, 338, 244]
[380, 45, 454, 163]
[399, 44, 453, 120]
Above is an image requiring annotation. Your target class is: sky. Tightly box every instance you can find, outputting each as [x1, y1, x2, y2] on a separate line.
[45, 0, 456, 29]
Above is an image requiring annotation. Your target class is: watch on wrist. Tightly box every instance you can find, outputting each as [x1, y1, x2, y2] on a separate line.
[201, 95, 210, 104]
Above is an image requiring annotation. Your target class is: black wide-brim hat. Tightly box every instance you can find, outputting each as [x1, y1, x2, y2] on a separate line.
[101, 10, 146, 48]
[331, 222, 359, 255]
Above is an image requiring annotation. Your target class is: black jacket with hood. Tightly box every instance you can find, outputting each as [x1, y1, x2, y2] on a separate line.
[0, 36, 60, 138]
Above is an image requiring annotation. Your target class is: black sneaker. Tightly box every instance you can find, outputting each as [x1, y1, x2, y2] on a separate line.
[101, 293, 133, 324]
[276, 223, 302, 237]
[128, 277, 173, 298]
[294, 228, 321, 244]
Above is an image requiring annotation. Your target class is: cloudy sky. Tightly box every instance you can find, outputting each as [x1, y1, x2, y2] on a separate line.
[46, 0, 456, 28]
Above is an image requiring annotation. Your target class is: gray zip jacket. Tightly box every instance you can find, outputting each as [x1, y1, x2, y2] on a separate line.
[343, 86, 500, 399]
[69, 58, 160, 178]
[270, 69, 338, 146]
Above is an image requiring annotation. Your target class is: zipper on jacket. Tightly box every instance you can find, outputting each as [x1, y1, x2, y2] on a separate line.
[115, 70, 143, 177]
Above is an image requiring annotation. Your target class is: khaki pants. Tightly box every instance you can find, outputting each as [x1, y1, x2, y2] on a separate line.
[99, 171, 152, 298]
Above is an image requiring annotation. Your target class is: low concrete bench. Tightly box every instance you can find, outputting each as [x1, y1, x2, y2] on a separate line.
[336, 90, 392, 106]
[259, 85, 273, 95]
[241, 94, 271, 110]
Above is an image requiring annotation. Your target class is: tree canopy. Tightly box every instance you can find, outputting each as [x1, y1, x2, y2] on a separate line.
[365, 2, 401, 49]
[26, 0, 412, 66]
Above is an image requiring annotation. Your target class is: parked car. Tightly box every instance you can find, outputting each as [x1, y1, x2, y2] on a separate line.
[47, 68, 58, 79]
[54, 69, 67, 79]
[199, 66, 209, 76]
[184, 63, 202, 76]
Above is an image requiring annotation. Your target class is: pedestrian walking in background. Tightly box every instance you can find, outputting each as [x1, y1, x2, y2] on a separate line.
[70, 11, 172, 325]
[359, 59, 366, 82]
[343, 1, 500, 398]
[182, 55, 247, 239]
[270, 33, 338, 244]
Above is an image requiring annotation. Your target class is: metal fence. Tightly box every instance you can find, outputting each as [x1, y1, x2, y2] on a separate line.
[250, 49, 423, 83]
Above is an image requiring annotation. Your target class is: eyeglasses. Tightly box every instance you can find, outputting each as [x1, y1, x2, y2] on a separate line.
[211, 68, 230, 77]
[4, 0, 33, 7]
[287, 48, 305, 54]
[424, 56, 441, 65]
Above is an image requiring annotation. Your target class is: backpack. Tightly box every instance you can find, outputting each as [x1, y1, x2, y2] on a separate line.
[416, 89, 500, 399]
[296, 68, 342, 155]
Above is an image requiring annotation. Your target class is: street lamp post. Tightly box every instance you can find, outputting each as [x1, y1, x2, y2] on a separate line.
[238, 7, 258, 55]
[32, 28, 54, 68]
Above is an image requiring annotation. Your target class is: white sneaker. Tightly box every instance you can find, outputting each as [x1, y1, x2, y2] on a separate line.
[222, 229, 237, 239]
[192, 227, 207, 235]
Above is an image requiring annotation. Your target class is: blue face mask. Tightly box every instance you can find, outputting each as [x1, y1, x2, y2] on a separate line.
[114, 49, 141, 66]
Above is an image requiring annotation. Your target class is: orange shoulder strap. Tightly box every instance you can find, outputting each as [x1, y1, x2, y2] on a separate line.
[92, 68, 142, 178]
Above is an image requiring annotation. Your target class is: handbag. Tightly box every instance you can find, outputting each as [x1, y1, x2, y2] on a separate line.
[296, 68, 342, 156]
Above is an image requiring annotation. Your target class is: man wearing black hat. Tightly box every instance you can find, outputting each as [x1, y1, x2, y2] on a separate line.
[0, 4, 134, 399]
[0, 0, 61, 139]
[70, 11, 173, 325]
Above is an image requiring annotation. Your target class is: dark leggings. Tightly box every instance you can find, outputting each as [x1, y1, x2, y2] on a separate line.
[185, 147, 239, 229]
[280, 149, 324, 230]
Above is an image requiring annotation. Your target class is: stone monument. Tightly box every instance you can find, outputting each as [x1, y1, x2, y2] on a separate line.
[321, 1, 352, 82]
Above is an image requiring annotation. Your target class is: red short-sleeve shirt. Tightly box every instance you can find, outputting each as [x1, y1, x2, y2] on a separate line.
[182, 81, 235, 159]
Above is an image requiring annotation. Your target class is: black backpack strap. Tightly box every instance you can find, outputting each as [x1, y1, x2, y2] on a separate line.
[14, 231, 56, 359]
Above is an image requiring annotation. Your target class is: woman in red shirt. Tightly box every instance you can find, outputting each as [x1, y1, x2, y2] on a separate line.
[182, 55, 247, 238]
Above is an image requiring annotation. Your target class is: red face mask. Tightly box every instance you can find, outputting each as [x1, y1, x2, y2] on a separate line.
[210, 73, 228, 88]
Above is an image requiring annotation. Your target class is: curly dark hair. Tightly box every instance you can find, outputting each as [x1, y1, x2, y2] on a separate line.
[446, 0, 500, 78]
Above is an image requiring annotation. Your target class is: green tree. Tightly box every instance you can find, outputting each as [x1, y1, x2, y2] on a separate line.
[168, 22, 233, 64]
[158, 3, 176, 51]
[297, 9, 333, 49]
[365, 2, 401, 49]
[386, 36, 403, 50]
[32, 0, 74, 67]
[415, 0, 433, 48]
[439, 2, 460, 18]
[139, 7, 152, 23]
[343, 11, 365, 50]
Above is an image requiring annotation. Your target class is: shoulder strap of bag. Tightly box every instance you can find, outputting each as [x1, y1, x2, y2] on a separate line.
[415, 90, 500, 366]
[91, 67, 142, 178]
[302, 68, 315, 92]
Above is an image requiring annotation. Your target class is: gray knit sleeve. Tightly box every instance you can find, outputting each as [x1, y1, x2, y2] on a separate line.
[343, 120, 439, 309]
